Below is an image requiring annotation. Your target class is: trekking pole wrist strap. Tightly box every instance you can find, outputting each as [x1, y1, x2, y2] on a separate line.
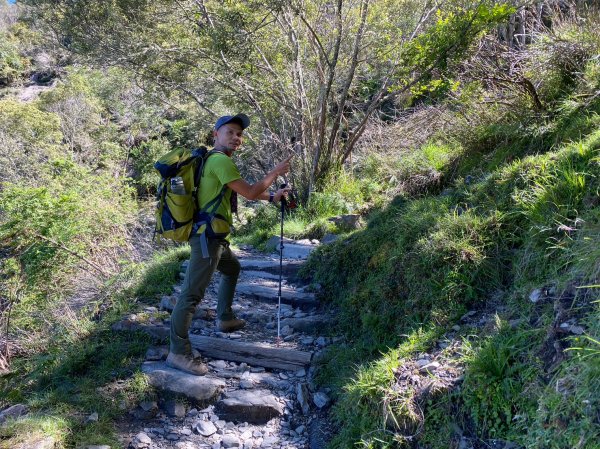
[269, 191, 275, 203]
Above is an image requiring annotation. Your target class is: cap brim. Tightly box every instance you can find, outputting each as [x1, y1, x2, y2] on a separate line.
[229, 113, 250, 129]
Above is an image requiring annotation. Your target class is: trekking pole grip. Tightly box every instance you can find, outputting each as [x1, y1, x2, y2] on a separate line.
[279, 183, 288, 209]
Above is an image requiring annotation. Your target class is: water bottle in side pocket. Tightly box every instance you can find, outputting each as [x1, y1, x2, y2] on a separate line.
[170, 176, 186, 195]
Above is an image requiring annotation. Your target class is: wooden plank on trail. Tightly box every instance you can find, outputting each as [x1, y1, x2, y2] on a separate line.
[189, 335, 312, 371]
[240, 258, 304, 276]
[236, 282, 319, 309]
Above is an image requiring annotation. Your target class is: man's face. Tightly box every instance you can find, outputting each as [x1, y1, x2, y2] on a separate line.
[213, 122, 244, 152]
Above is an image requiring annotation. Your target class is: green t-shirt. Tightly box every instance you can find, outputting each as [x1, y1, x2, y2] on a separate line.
[198, 152, 241, 225]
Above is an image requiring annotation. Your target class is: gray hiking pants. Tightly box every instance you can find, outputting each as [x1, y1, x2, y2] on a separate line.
[170, 235, 240, 355]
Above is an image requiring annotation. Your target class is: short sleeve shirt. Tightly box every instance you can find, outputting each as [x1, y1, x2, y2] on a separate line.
[197, 151, 241, 225]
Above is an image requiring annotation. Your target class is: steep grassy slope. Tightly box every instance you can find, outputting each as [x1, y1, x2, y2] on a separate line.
[300, 16, 600, 447]
[303, 128, 599, 448]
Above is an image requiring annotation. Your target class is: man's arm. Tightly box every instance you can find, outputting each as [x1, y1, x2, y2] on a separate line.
[228, 156, 292, 201]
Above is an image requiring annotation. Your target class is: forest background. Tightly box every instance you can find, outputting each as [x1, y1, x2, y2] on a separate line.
[0, 0, 598, 448]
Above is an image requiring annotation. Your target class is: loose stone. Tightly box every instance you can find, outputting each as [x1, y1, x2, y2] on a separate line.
[222, 434, 240, 448]
[194, 420, 218, 437]
[313, 392, 330, 409]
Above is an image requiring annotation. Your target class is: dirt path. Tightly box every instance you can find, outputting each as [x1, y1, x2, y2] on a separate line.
[114, 242, 334, 449]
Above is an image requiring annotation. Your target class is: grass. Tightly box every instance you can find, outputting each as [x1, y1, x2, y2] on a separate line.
[299, 92, 600, 448]
[324, 327, 442, 449]
[461, 321, 544, 440]
[526, 304, 600, 449]
[0, 246, 187, 448]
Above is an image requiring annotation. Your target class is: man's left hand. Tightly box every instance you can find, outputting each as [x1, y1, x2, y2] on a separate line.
[274, 186, 291, 203]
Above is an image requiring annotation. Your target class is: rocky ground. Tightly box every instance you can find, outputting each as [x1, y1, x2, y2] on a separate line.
[112, 239, 335, 449]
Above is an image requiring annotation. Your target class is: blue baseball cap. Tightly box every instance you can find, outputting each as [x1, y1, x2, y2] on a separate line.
[214, 113, 250, 131]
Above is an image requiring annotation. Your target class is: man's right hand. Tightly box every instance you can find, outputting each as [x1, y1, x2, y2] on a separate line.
[272, 155, 293, 176]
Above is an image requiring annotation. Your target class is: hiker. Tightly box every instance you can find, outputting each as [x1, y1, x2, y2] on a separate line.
[167, 113, 292, 375]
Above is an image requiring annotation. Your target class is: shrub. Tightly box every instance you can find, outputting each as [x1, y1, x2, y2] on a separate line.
[0, 100, 63, 185]
[0, 163, 137, 334]
[0, 34, 27, 85]
[526, 312, 600, 449]
[129, 138, 170, 195]
[462, 321, 543, 439]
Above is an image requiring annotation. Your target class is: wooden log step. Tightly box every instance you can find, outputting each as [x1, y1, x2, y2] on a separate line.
[242, 270, 282, 281]
[190, 335, 312, 371]
[236, 282, 319, 309]
[240, 258, 304, 276]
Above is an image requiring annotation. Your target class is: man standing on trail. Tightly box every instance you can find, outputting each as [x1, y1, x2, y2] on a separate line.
[167, 113, 292, 375]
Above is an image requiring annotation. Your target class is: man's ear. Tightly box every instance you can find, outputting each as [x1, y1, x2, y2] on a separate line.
[213, 129, 218, 138]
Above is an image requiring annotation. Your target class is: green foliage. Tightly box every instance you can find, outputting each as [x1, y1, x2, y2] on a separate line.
[467, 131, 600, 287]
[462, 321, 542, 439]
[0, 245, 186, 447]
[233, 203, 279, 248]
[0, 32, 27, 85]
[0, 99, 63, 184]
[329, 328, 440, 448]
[37, 68, 126, 168]
[306, 86, 600, 449]
[304, 193, 505, 347]
[526, 308, 600, 449]
[126, 246, 190, 301]
[233, 163, 388, 248]
[396, 1, 515, 96]
[0, 328, 152, 448]
[130, 138, 171, 194]
[21, 0, 517, 194]
[0, 163, 137, 356]
[0, 167, 136, 287]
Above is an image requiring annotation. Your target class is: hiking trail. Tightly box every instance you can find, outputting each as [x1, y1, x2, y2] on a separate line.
[112, 238, 334, 449]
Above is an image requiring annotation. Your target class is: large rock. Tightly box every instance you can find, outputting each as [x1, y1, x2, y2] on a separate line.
[141, 362, 225, 404]
[279, 316, 329, 333]
[265, 236, 296, 252]
[265, 237, 319, 259]
[214, 389, 284, 424]
[327, 214, 362, 230]
[281, 243, 318, 260]
[0, 403, 28, 424]
[14, 437, 55, 449]
[112, 317, 169, 342]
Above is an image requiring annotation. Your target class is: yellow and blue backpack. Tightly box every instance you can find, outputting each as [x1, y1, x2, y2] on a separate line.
[154, 146, 227, 244]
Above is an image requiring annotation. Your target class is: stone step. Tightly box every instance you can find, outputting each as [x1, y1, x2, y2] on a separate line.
[190, 335, 312, 371]
[214, 389, 284, 424]
[236, 282, 319, 309]
[141, 362, 225, 404]
[278, 243, 318, 260]
[265, 237, 320, 260]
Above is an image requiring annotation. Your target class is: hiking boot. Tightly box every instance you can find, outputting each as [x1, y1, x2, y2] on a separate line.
[216, 318, 246, 332]
[166, 352, 208, 376]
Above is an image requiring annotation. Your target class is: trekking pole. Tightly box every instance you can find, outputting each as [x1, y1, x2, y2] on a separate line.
[276, 186, 287, 346]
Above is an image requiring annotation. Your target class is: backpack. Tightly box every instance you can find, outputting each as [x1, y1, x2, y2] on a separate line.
[154, 146, 229, 245]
